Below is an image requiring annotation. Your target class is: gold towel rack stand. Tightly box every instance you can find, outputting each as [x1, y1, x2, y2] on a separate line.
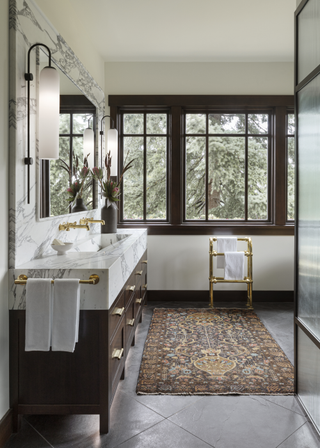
[209, 237, 253, 310]
[14, 274, 99, 285]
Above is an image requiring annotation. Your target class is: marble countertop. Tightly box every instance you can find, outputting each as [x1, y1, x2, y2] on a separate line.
[10, 229, 147, 310]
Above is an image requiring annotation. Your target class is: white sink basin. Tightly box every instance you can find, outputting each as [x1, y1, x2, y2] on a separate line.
[71, 234, 130, 253]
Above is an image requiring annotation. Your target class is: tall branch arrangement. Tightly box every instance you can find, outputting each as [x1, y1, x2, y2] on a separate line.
[92, 151, 134, 208]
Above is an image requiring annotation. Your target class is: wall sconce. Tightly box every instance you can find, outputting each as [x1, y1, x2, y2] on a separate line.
[83, 116, 94, 168]
[100, 115, 118, 176]
[25, 43, 60, 204]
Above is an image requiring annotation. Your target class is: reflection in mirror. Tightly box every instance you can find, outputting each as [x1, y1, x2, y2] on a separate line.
[39, 56, 96, 218]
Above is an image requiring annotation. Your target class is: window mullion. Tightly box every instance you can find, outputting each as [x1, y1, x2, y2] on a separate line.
[205, 114, 209, 221]
[245, 114, 248, 221]
[143, 113, 147, 221]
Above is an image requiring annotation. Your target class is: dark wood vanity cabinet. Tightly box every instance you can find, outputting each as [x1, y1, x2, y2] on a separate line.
[9, 249, 148, 435]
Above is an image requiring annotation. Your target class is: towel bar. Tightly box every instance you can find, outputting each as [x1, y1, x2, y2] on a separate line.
[209, 237, 253, 310]
[14, 274, 100, 285]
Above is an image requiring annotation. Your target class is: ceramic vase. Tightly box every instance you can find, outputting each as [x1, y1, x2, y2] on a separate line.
[101, 200, 117, 233]
[71, 198, 87, 213]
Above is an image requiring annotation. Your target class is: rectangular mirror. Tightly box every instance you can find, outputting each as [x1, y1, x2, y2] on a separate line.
[39, 55, 97, 218]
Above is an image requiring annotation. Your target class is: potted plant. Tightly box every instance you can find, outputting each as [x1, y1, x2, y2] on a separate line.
[92, 151, 134, 233]
[60, 154, 92, 212]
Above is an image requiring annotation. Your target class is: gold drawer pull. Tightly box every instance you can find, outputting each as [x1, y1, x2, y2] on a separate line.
[142, 260, 148, 264]
[143, 284, 147, 289]
[112, 348, 124, 360]
[135, 270, 143, 276]
[127, 318, 135, 326]
[112, 307, 124, 316]
[126, 285, 135, 292]
[136, 298, 142, 304]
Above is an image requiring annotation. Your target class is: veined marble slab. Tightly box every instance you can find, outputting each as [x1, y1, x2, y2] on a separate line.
[9, 229, 147, 310]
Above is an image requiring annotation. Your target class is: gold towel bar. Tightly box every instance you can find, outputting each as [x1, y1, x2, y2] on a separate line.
[14, 274, 99, 285]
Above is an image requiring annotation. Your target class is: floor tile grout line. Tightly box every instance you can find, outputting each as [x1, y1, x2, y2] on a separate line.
[262, 396, 307, 417]
[23, 417, 55, 448]
[275, 421, 310, 448]
[112, 420, 168, 448]
[166, 418, 216, 448]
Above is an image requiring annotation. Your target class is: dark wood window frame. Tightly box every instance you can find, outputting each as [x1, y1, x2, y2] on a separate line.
[109, 95, 294, 236]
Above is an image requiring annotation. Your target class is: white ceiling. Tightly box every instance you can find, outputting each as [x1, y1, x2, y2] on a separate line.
[68, 0, 296, 63]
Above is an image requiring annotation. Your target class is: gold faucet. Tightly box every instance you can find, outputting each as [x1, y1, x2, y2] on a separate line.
[59, 221, 90, 231]
[79, 218, 105, 226]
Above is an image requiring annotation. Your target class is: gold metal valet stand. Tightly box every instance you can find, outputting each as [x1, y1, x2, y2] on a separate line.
[209, 237, 253, 310]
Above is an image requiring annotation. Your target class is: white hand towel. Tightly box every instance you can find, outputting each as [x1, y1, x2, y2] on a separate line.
[25, 278, 52, 351]
[52, 279, 80, 353]
[224, 252, 245, 280]
[217, 237, 237, 268]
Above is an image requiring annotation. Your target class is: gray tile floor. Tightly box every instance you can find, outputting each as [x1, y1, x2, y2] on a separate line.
[5, 302, 320, 448]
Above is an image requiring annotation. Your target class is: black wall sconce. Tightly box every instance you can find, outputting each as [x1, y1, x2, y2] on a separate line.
[25, 43, 60, 203]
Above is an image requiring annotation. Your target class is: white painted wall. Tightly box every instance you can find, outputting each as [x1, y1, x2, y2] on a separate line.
[105, 62, 294, 96]
[0, 0, 9, 421]
[33, 0, 105, 89]
[105, 61, 295, 291]
[148, 236, 294, 291]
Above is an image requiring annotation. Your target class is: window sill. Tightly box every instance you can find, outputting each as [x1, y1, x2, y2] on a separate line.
[117, 222, 295, 236]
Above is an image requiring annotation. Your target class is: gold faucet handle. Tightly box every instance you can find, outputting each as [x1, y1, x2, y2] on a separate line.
[79, 218, 88, 225]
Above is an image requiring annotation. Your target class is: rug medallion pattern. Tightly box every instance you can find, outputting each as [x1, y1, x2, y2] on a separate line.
[136, 309, 294, 395]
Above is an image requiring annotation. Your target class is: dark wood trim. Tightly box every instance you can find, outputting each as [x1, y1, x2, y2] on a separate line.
[275, 107, 287, 226]
[171, 106, 182, 224]
[109, 95, 294, 108]
[60, 95, 96, 112]
[148, 290, 294, 302]
[0, 410, 13, 448]
[17, 405, 100, 414]
[117, 223, 295, 235]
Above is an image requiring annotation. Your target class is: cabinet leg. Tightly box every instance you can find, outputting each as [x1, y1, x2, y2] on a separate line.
[99, 409, 110, 434]
[12, 411, 21, 433]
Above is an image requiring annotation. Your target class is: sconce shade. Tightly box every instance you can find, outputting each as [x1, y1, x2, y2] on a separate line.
[83, 128, 94, 168]
[39, 66, 60, 159]
[107, 128, 118, 176]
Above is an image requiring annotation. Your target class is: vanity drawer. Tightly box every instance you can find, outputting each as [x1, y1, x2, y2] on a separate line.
[125, 301, 135, 353]
[109, 291, 125, 339]
[124, 272, 136, 307]
[110, 319, 125, 393]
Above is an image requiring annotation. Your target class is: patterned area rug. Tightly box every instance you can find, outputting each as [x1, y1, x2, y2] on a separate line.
[136, 308, 294, 395]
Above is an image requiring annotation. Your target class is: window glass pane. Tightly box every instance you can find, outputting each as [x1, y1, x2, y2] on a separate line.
[185, 137, 206, 219]
[248, 136, 268, 220]
[208, 114, 245, 134]
[50, 137, 70, 216]
[288, 114, 295, 135]
[59, 114, 70, 134]
[248, 114, 268, 134]
[186, 114, 206, 134]
[73, 114, 89, 134]
[287, 136, 295, 220]
[123, 137, 144, 219]
[124, 114, 144, 134]
[146, 114, 167, 134]
[208, 137, 245, 220]
[146, 137, 166, 219]
[72, 136, 93, 210]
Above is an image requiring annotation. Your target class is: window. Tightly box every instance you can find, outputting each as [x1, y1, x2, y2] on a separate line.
[185, 112, 269, 221]
[287, 113, 295, 221]
[121, 112, 168, 221]
[51, 112, 94, 216]
[112, 95, 294, 235]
